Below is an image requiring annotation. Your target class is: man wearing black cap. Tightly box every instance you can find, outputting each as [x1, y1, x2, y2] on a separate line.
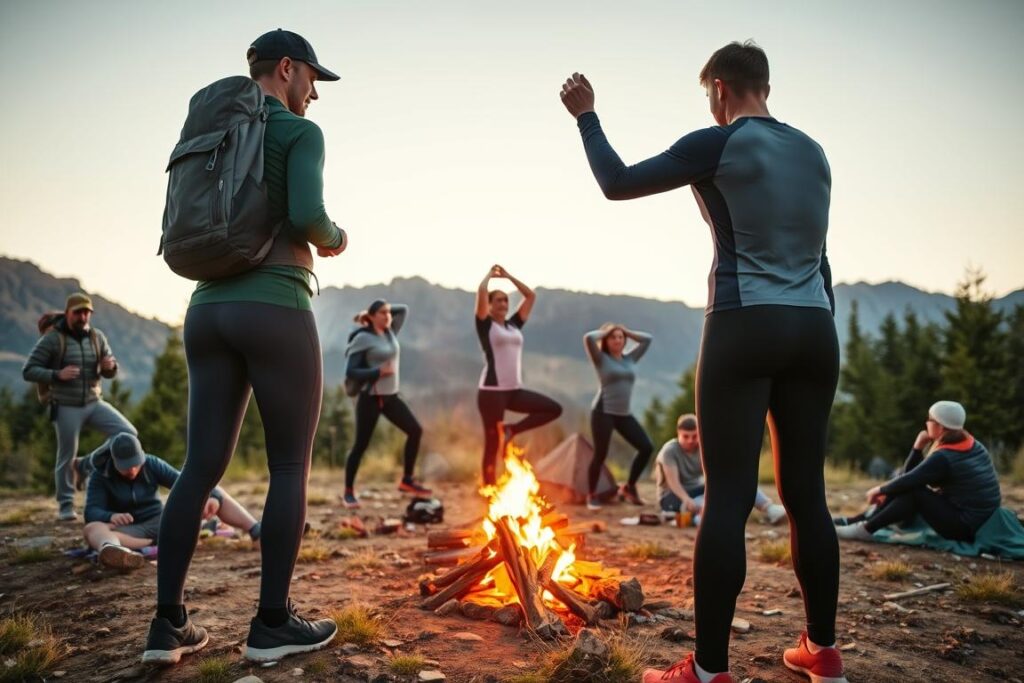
[22, 292, 137, 521]
[145, 29, 345, 666]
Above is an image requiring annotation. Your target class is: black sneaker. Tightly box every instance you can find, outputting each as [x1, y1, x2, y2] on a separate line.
[244, 602, 337, 662]
[141, 615, 209, 665]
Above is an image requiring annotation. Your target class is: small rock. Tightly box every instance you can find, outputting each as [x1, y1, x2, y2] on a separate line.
[883, 601, 915, 614]
[461, 601, 498, 621]
[751, 652, 774, 664]
[594, 601, 617, 620]
[436, 599, 461, 617]
[657, 607, 694, 621]
[660, 627, 693, 643]
[594, 577, 645, 612]
[261, 661, 279, 669]
[52, 673, 67, 680]
[231, 677, 264, 683]
[346, 654, 376, 669]
[291, 668, 303, 677]
[573, 628, 609, 660]
[452, 631, 484, 642]
[492, 604, 523, 627]
[840, 643, 857, 652]
[381, 638, 403, 648]
[786, 587, 801, 598]
[762, 609, 783, 617]
[95, 627, 111, 637]
[419, 671, 446, 682]
[341, 643, 361, 654]
[731, 617, 751, 633]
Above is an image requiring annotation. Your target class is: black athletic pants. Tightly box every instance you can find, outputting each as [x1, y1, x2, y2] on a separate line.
[865, 488, 973, 540]
[477, 388, 562, 485]
[345, 392, 422, 489]
[589, 408, 653, 493]
[693, 305, 840, 673]
[157, 302, 322, 612]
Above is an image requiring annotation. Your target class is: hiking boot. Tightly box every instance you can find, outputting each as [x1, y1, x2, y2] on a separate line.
[834, 521, 873, 541]
[763, 503, 787, 525]
[342, 490, 360, 509]
[783, 631, 849, 683]
[244, 602, 337, 662]
[586, 495, 603, 511]
[619, 484, 645, 506]
[642, 654, 735, 683]
[398, 478, 432, 495]
[99, 543, 145, 570]
[57, 506, 77, 522]
[141, 614, 209, 665]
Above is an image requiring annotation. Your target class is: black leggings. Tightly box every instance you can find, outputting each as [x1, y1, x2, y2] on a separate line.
[345, 392, 422, 489]
[158, 302, 322, 611]
[589, 408, 653, 492]
[693, 306, 839, 673]
[478, 389, 562, 485]
[865, 488, 973, 540]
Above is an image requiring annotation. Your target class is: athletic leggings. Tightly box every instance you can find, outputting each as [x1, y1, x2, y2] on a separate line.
[157, 302, 322, 612]
[478, 389, 562, 485]
[589, 408, 653, 493]
[693, 305, 840, 673]
[865, 488, 973, 540]
[345, 392, 422, 489]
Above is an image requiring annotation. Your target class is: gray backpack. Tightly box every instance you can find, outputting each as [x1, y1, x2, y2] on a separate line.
[160, 77, 278, 280]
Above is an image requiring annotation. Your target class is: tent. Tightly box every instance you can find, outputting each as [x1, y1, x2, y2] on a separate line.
[531, 433, 618, 505]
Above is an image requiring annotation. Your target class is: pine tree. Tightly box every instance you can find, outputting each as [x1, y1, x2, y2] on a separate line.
[132, 332, 189, 466]
[831, 300, 883, 468]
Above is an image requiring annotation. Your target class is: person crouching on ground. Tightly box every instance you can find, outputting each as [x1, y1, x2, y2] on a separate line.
[83, 433, 260, 570]
[835, 401, 1001, 542]
[655, 414, 786, 525]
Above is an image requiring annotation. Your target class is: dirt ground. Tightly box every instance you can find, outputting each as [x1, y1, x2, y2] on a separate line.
[2, 474, 1023, 683]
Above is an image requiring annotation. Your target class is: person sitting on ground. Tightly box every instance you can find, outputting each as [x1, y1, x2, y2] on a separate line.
[83, 433, 261, 570]
[655, 414, 787, 525]
[836, 401, 1001, 542]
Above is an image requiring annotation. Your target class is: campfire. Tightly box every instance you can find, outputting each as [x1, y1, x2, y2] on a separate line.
[419, 446, 644, 638]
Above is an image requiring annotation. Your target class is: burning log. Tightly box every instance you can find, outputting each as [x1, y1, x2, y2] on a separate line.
[423, 545, 482, 567]
[538, 554, 599, 625]
[420, 551, 502, 611]
[421, 541, 499, 595]
[494, 516, 565, 639]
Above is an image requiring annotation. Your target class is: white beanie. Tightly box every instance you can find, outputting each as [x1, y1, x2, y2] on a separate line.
[929, 401, 966, 430]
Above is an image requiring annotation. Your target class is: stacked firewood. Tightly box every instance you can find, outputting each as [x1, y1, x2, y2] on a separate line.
[418, 515, 643, 638]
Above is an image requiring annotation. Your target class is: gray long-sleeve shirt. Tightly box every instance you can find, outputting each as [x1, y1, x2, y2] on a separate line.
[584, 330, 652, 415]
[344, 304, 408, 396]
[22, 319, 116, 406]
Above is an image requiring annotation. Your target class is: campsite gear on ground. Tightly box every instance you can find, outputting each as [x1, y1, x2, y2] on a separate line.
[676, 511, 694, 528]
[869, 508, 1024, 559]
[534, 433, 617, 505]
[404, 497, 444, 524]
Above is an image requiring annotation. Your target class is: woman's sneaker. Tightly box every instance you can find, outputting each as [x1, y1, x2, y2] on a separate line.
[642, 654, 735, 682]
[99, 542, 145, 570]
[342, 490, 360, 509]
[586, 494, 603, 511]
[244, 603, 337, 662]
[834, 521, 874, 541]
[618, 484, 645, 506]
[141, 614, 209, 665]
[763, 503, 787, 525]
[398, 479, 432, 495]
[783, 632, 849, 683]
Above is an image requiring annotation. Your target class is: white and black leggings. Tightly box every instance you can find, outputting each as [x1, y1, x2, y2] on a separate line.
[345, 392, 422, 489]
[477, 389, 562, 485]
[693, 305, 840, 674]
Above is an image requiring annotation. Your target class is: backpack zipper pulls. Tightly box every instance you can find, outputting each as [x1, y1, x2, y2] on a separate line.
[205, 143, 222, 171]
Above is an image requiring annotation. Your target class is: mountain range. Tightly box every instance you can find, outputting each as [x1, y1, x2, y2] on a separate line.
[2, 256, 1021, 417]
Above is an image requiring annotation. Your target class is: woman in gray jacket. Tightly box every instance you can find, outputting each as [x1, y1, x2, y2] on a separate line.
[584, 323, 654, 509]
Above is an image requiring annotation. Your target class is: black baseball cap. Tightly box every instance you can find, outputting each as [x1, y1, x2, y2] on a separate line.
[247, 29, 340, 81]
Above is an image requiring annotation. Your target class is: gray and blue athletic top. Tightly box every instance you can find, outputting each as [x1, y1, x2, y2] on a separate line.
[577, 113, 834, 314]
[345, 304, 408, 396]
[584, 330, 652, 415]
[476, 313, 525, 391]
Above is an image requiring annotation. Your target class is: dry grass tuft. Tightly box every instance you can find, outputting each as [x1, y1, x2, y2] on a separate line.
[868, 561, 913, 582]
[388, 654, 426, 675]
[625, 542, 674, 561]
[196, 656, 233, 683]
[329, 604, 384, 646]
[759, 540, 792, 565]
[0, 614, 64, 683]
[955, 570, 1021, 606]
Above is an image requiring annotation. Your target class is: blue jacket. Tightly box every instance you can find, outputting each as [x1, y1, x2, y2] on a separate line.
[84, 449, 222, 524]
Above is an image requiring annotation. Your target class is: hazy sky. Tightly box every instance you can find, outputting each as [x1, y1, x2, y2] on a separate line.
[1, 0, 1021, 323]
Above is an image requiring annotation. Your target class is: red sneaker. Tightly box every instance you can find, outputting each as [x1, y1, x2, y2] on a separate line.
[398, 479, 432, 495]
[642, 654, 735, 683]
[783, 632, 849, 683]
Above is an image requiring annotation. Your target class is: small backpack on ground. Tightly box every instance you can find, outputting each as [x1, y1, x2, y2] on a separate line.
[160, 76, 278, 280]
[404, 497, 444, 525]
[34, 312, 100, 404]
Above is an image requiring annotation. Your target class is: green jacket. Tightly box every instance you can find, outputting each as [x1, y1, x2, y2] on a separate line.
[22, 319, 117, 406]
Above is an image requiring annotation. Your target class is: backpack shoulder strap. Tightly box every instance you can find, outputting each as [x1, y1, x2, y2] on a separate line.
[89, 330, 101, 373]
